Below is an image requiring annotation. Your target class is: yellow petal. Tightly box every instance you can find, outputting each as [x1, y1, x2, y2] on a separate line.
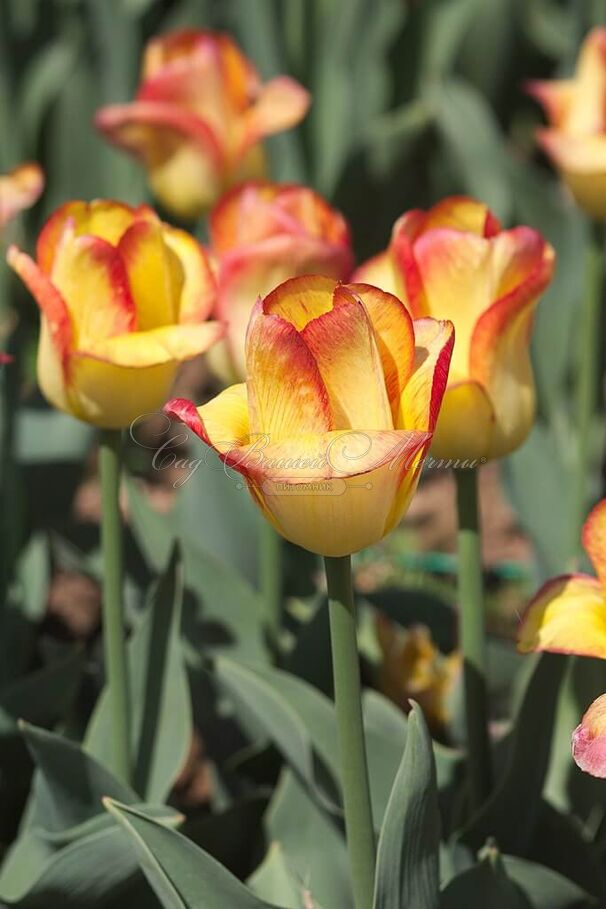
[243, 76, 310, 148]
[50, 228, 136, 346]
[538, 131, 606, 219]
[348, 283, 415, 418]
[518, 574, 606, 658]
[118, 219, 183, 330]
[573, 693, 606, 778]
[0, 162, 44, 229]
[164, 384, 249, 454]
[301, 290, 393, 431]
[77, 322, 224, 367]
[566, 27, 606, 134]
[430, 380, 495, 462]
[398, 318, 455, 433]
[162, 225, 216, 323]
[352, 251, 401, 298]
[245, 301, 332, 440]
[263, 274, 337, 331]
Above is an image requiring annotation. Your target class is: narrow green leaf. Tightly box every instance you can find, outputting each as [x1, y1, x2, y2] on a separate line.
[86, 542, 192, 802]
[458, 653, 566, 852]
[21, 722, 137, 834]
[249, 842, 325, 908]
[374, 702, 440, 909]
[105, 800, 283, 909]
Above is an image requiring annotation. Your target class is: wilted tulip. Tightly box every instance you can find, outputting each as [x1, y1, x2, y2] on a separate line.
[528, 28, 606, 219]
[208, 181, 353, 381]
[95, 30, 310, 220]
[8, 199, 222, 428]
[0, 162, 44, 230]
[354, 197, 555, 461]
[518, 499, 606, 776]
[165, 275, 453, 557]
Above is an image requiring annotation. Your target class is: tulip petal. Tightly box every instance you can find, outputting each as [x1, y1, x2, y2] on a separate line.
[566, 27, 606, 134]
[421, 196, 501, 237]
[230, 429, 428, 557]
[582, 499, 606, 588]
[77, 321, 224, 367]
[526, 79, 575, 130]
[301, 292, 393, 431]
[398, 318, 454, 433]
[536, 131, 606, 219]
[50, 230, 136, 344]
[164, 384, 250, 454]
[263, 274, 337, 330]
[37, 200, 152, 273]
[246, 301, 332, 440]
[430, 380, 495, 462]
[6, 246, 72, 365]
[348, 283, 415, 416]
[352, 251, 401, 298]
[573, 693, 606, 778]
[0, 162, 44, 229]
[243, 76, 310, 149]
[118, 220, 182, 330]
[162, 225, 216, 323]
[518, 573, 606, 658]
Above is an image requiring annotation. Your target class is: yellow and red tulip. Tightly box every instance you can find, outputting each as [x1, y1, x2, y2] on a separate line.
[354, 196, 555, 461]
[518, 499, 606, 776]
[95, 30, 310, 220]
[0, 162, 44, 231]
[527, 28, 606, 219]
[165, 275, 453, 557]
[208, 181, 354, 381]
[7, 199, 223, 428]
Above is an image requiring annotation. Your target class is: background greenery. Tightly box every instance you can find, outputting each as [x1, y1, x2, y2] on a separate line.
[1, 0, 606, 906]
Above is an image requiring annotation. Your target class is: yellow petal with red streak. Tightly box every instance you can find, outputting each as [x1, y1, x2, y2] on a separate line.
[518, 573, 606, 658]
[301, 291, 393, 431]
[118, 220, 183, 330]
[263, 274, 337, 331]
[164, 384, 249, 455]
[78, 321, 224, 367]
[398, 318, 454, 434]
[162, 225, 216, 323]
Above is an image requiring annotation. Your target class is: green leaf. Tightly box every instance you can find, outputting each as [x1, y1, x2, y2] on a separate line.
[15, 408, 93, 464]
[502, 855, 595, 909]
[21, 722, 137, 833]
[458, 653, 566, 853]
[266, 770, 353, 909]
[249, 842, 325, 908]
[105, 800, 282, 909]
[440, 846, 530, 908]
[374, 702, 440, 909]
[86, 542, 192, 802]
[430, 77, 511, 222]
[128, 481, 268, 663]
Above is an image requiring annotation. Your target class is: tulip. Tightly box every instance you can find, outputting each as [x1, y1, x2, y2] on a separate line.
[208, 180, 354, 381]
[518, 499, 606, 777]
[165, 275, 454, 558]
[7, 199, 223, 429]
[354, 196, 555, 462]
[0, 162, 44, 230]
[95, 30, 310, 220]
[527, 28, 606, 219]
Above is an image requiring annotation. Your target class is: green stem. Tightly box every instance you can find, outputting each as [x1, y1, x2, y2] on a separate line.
[260, 522, 282, 639]
[455, 467, 492, 811]
[99, 429, 131, 785]
[324, 555, 375, 909]
[573, 221, 604, 554]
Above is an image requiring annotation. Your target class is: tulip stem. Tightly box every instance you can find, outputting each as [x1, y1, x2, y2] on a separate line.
[324, 555, 375, 909]
[573, 221, 605, 554]
[99, 429, 131, 785]
[260, 522, 283, 641]
[455, 466, 492, 811]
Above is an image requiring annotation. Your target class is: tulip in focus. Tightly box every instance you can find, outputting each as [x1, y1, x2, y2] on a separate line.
[354, 196, 555, 461]
[0, 163, 44, 231]
[8, 199, 222, 428]
[208, 181, 353, 381]
[528, 28, 606, 219]
[518, 499, 606, 777]
[165, 276, 453, 556]
[95, 30, 310, 220]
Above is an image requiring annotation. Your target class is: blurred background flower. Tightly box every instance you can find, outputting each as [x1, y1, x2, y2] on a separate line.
[0, 162, 44, 232]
